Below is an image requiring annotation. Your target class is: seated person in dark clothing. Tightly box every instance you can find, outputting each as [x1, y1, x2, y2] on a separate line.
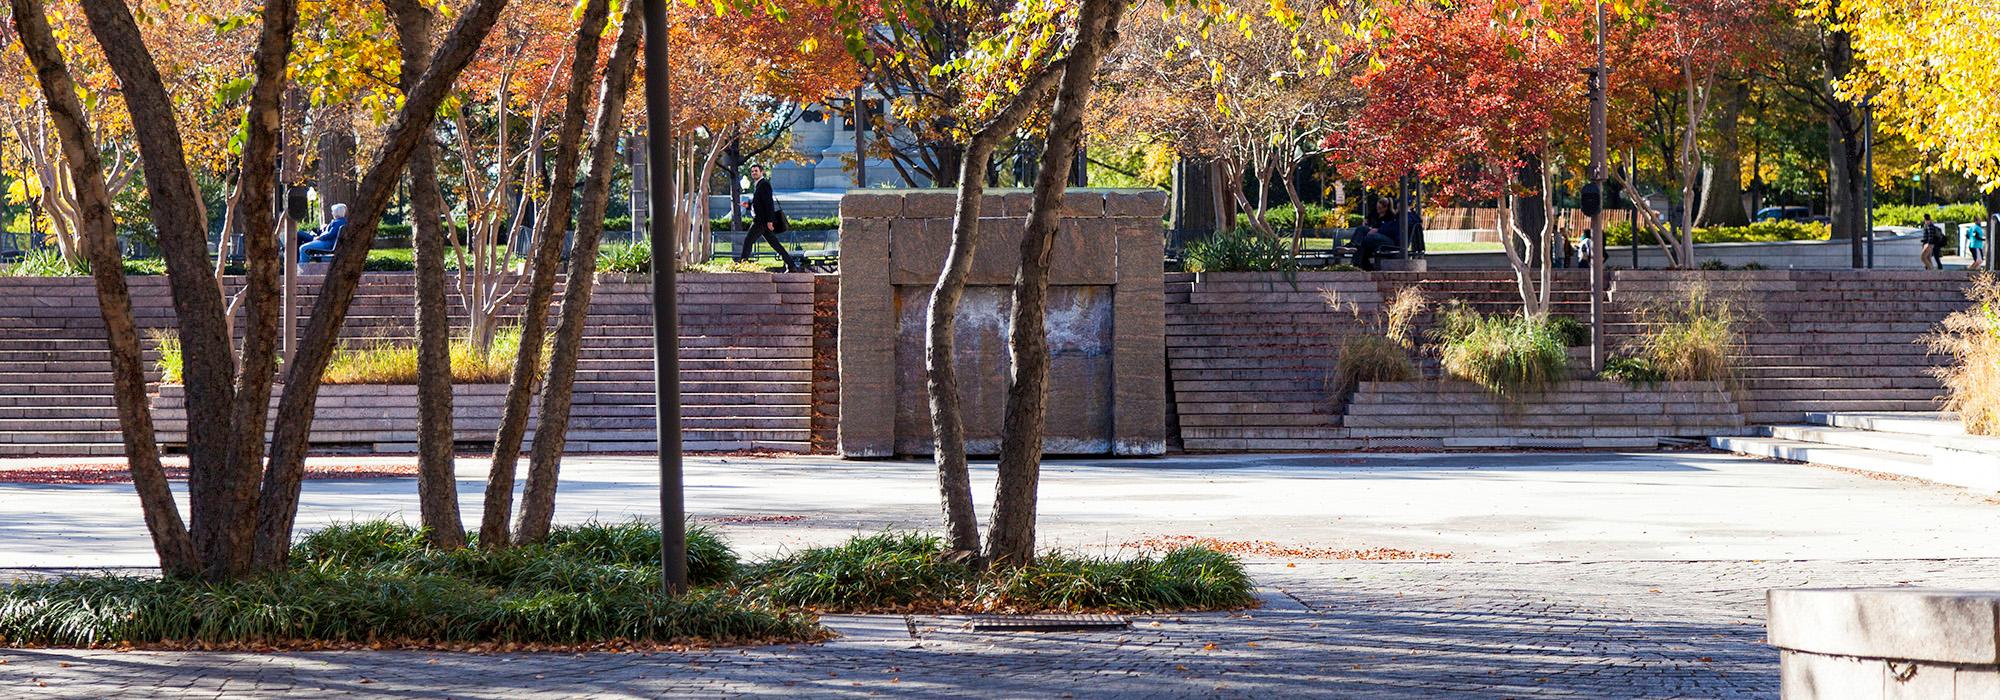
[1353, 227, 1395, 271]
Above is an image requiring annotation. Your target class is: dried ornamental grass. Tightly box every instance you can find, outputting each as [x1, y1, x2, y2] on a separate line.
[1615, 281, 1741, 384]
[1928, 273, 2000, 435]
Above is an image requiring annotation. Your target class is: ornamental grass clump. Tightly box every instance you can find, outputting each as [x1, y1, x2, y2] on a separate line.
[1324, 286, 1422, 398]
[1184, 227, 1296, 273]
[0, 520, 814, 649]
[154, 326, 542, 385]
[1435, 312, 1570, 396]
[745, 533, 1254, 614]
[1927, 273, 2000, 435]
[1609, 282, 1741, 384]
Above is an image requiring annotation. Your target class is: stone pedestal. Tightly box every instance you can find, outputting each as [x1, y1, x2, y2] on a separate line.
[836, 189, 1168, 458]
[1769, 588, 2000, 699]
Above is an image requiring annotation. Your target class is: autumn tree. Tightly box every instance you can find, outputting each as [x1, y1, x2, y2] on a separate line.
[1815, 0, 2000, 198]
[1618, 0, 1770, 266]
[1335, 0, 1586, 315]
[10, 0, 513, 579]
[1098, 0, 1359, 246]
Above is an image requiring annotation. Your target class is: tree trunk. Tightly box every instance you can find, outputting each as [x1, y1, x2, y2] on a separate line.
[317, 112, 358, 222]
[1699, 78, 1750, 227]
[514, 3, 645, 544]
[1822, 27, 1869, 256]
[254, 0, 512, 570]
[926, 65, 1066, 561]
[486, 0, 614, 546]
[387, 0, 466, 550]
[8, 0, 200, 577]
[986, 0, 1127, 567]
[75, 0, 297, 581]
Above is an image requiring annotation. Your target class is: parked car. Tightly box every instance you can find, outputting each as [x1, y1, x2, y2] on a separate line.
[1755, 206, 1823, 223]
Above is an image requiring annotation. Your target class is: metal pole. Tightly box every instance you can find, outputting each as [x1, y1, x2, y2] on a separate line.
[852, 86, 867, 187]
[1630, 155, 1639, 270]
[642, 0, 687, 595]
[1586, 0, 1608, 374]
[1863, 103, 1875, 269]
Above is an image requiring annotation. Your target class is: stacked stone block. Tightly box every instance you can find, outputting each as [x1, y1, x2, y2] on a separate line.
[836, 189, 1168, 457]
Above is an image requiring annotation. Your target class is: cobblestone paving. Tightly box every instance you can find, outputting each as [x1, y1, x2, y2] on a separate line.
[6, 558, 1996, 698]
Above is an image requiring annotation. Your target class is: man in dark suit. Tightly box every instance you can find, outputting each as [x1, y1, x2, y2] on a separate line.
[738, 164, 792, 269]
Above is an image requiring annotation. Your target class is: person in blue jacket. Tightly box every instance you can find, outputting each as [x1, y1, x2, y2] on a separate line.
[299, 203, 347, 264]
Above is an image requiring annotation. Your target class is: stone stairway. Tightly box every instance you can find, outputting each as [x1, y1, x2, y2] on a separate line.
[1712, 411, 2000, 493]
[1611, 272, 1964, 424]
[275, 272, 817, 453]
[0, 279, 164, 457]
[0, 273, 817, 456]
[1165, 272, 1364, 451]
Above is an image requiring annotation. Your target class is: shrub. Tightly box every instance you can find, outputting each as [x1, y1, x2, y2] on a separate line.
[1600, 355, 1667, 385]
[1437, 313, 1570, 395]
[1235, 203, 1343, 231]
[1624, 282, 1739, 383]
[12, 248, 90, 277]
[150, 329, 184, 384]
[543, 521, 740, 585]
[597, 241, 651, 273]
[1927, 274, 2000, 434]
[1606, 220, 1829, 247]
[1875, 202, 1988, 227]
[1546, 316, 1591, 347]
[745, 533, 1254, 614]
[1183, 228, 1295, 273]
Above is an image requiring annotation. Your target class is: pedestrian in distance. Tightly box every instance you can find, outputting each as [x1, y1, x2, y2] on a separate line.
[738, 164, 795, 271]
[1920, 214, 1945, 270]
[1966, 219, 1987, 271]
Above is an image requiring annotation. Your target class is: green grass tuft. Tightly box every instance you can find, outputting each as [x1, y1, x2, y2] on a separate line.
[746, 533, 1254, 614]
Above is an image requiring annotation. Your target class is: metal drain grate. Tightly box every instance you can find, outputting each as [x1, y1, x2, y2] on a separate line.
[966, 614, 1130, 632]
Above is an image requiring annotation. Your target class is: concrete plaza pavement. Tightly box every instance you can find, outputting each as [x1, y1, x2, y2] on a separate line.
[5, 450, 2000, 567]
[3, 450, 1999, 697]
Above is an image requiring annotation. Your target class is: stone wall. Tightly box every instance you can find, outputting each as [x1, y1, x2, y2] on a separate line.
[1425, 233, 1928, 270]
[1342, 381, 1744, 449]
[836, 189, 1168, 457]
[153, 384, 528, 453]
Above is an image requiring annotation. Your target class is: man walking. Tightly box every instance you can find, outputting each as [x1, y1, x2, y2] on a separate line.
[299, 203, 347, 266]
[738, 164, 793, 270]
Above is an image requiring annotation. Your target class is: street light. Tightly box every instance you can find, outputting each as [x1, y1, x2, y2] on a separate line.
[1584, 0, 1609, 373]
[642, 0, 688, 595]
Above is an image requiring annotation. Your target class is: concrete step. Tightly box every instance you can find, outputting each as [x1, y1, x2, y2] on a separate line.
[1711, 434, 2000, 493]
[1808, 411, 1966, 438]
[0, 429, 125, 445]
[0, 442, 126, 457]
[1763, 424, 1934, 459]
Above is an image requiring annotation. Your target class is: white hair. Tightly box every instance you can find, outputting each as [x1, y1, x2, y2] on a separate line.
[331, 203, 349, 217]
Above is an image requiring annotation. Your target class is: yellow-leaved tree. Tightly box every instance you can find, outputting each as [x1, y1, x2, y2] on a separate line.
[1817, 0, 2000, 189]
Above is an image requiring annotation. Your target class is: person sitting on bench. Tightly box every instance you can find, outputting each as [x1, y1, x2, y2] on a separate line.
[299, 203, 347, 264]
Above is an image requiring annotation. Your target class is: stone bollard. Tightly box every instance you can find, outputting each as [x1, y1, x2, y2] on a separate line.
[1768, 588, 2000, 698]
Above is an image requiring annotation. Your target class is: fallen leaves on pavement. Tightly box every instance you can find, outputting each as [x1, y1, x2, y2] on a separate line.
[0, 462, 417, 485]
[1123, 534, 1452, 561]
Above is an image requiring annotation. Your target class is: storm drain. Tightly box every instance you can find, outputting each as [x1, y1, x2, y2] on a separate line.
[965, 614, 1130, 632]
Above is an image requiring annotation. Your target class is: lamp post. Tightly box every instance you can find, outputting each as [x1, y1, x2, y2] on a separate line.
[1584, 0, 1609, 373]
[642, 0, 687, 595]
